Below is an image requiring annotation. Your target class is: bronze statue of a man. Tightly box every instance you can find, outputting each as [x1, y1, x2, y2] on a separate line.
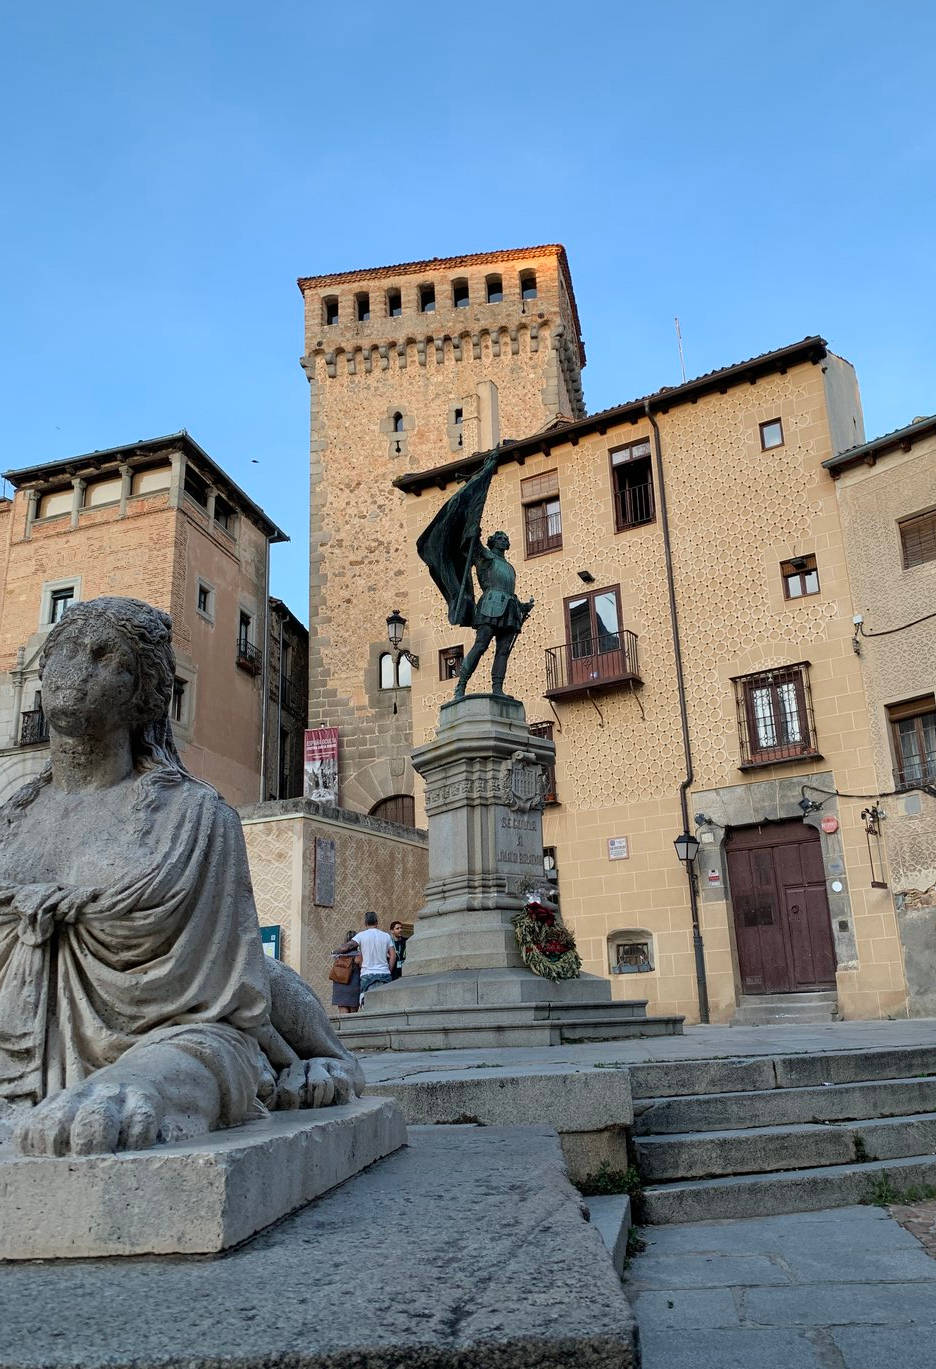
[417, 451, 533, 699]
[453, 528, 532, 698]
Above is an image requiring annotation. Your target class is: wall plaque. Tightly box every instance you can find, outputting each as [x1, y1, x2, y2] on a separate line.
[314, 836, 336, 906]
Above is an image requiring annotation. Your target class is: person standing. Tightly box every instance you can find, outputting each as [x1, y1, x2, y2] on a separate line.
[389, 920, 408, 980]
[329, 931, 362, 1014]
[356, 911, 396, 1005]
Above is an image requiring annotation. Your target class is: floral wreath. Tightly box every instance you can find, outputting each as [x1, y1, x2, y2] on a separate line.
[512, 894, 582, 982]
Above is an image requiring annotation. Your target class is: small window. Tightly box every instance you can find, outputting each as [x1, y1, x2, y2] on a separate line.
[37, 488, 72, 519]
[760, 418, 784, 450]
[521, 470, 562, 556]
[781, 554, 820, 599]
[452, 280, 470, 308]
[520, 271, 537, 300]
[238, 611, 252, 651]
[888, 696, 936, 788]
[732, 663, 819, 767]
[48, 586, 75, 624]
[379, 652, 396, 689]
[454, 407, 463, 447]
[196, 581, 214, 620]
[214, 496, 234, 533]
[899, 509, 936, 569]
[323, 296, 339, 326]
[529, 720, 557, 803]
[439, 644, 464, 679]
[171, 677, 187, 724]
[486, 274, 503, 304]
[610, 440, 655, 530]
[392, 412, 404, 433]
[183, 466, 209, 508]
[609, 934, 654, 974]
[379, 651, 412, 690]
[356, 292, 370, 322]
[387, 288, 402, 317]
[419, 284, 435, 313]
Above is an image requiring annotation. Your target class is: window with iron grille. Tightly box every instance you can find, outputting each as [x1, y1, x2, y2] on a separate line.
[521, 470, 562, 556]
[609, 439, 655, 531]
[528, 720, 558, 803]
[899, 509, 936, 569]
[608, 932, 654, 974]
[732, 663, 820, 767]
[888, 695, 936, 788]
[439, 644, 464, 680]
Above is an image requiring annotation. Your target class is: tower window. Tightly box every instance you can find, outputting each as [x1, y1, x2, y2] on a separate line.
[356, 293, 370, 322]
[520, 271, 537, 300]
[393, 412, 404, 433]
[453, 281, 470, 308]
[486, 274, 503, 304]
[454, 408, 463, 446]
[419, 284, 436, 313]
[323, 296, 339, 326]
[387, 288, 402, 317]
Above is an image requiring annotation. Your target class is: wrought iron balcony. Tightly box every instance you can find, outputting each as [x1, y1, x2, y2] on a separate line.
[544, 630, 641, 699]
[19, 708, 49, 745]
[524, 509, 563, 557]
[236, 640, 263, 675]
[613, 481, 655, 531]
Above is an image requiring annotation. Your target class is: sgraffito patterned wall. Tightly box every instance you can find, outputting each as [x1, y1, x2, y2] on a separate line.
[404, 357, 907, 1021]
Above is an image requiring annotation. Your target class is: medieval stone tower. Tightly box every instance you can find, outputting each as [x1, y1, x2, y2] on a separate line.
[298, 244, 586, 818]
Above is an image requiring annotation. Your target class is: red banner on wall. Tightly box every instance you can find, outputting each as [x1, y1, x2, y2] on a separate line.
[303, 728, 339, 804]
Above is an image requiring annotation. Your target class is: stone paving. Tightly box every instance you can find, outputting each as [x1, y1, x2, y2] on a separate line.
[892, 1197, 936, 1258]
[626, 1204, 936, 1369]
[360, 1018, 936, 1084]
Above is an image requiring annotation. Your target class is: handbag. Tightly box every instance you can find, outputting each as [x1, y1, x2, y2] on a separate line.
[329, 954, 355, 985]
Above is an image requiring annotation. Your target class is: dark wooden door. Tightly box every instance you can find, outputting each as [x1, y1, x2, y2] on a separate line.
[726, 821, 836, 994]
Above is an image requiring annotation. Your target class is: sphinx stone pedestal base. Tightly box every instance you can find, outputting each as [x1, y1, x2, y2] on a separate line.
[335, 696, 683, 1050]
[0, 1097, 405, 1259]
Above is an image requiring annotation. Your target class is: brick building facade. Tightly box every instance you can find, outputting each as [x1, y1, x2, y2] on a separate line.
[0, 432, 290, 808]
[298, 245, 585, 818]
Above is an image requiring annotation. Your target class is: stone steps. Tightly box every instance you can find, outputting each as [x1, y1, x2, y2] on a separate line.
[337, 1010, 684, 1051]
[731, 991, 838, 1026]
[633, 1075, 936, 1134]
[636, 1111, 936, 1181]
[632, 1044, 936, 1223]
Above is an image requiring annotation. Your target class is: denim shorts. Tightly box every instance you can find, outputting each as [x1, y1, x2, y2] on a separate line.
[360, 972, 392, 995]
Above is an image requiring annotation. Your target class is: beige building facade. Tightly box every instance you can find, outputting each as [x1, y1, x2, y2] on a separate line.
[825, 416, 936, 1014]
[0, 432, 288, 808]
[298, 245, 585, 818]
[392, 337, 926, 1025]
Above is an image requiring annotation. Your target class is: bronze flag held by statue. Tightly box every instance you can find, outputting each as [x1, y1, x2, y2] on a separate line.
[417, 451, 533, 698]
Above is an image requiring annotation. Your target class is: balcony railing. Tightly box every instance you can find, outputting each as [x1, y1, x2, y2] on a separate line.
[20, 708, 49, 745]
[613, 481, 655, 531]
[525, 509, 563, 557]
[236, 640, 263, 675]
[544, 630, 641, 698]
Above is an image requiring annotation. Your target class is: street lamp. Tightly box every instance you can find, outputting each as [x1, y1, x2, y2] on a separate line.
[386, 610, 419, 669]
[673, 831, 700, 865]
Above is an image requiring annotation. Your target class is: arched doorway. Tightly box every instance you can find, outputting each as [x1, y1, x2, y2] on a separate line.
[369, 794, 416, 828]
[725, 820, 836, 994]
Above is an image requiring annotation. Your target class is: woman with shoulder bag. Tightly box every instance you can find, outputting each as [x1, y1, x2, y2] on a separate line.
[329, 931, 362, 1013]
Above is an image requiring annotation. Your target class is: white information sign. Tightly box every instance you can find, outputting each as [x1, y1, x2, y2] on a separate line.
[608, 837, 630, 861]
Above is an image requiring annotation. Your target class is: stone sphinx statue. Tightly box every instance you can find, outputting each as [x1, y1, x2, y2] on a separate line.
[0, 596, 363, 1157]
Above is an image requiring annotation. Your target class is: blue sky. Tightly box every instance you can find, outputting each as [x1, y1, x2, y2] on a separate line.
[1, 2, 934, 620]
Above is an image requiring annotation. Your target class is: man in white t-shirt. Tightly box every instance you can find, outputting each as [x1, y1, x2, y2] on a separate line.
[356, 911, 397, 1006]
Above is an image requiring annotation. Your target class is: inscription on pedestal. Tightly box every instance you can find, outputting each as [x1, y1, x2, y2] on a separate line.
[496, 809, 543, 869]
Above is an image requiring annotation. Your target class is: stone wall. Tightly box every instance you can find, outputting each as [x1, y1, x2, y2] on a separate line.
[239, 798, 428, 1005]
[300, 246, 584, 816]
[399, 353, 910, 1023]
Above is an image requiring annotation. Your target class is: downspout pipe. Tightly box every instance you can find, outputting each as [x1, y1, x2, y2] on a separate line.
[644, 401, 710, 1023]
[259, 538, 271, 802]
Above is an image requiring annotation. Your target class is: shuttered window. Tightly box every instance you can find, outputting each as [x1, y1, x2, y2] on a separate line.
[899, 510, 936, 569]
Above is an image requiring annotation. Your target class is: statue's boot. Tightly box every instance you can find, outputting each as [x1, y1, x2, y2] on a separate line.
[453, 666, 470, 700]
[491, 670, 506, 697]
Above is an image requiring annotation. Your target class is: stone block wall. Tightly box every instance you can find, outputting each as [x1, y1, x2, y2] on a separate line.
[239, 798, 428, 1005]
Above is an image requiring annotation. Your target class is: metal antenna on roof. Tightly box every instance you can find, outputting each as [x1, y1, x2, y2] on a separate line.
[674, 317, 687, 383]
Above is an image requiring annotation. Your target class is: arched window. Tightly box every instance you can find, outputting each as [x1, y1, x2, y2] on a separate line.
[323, 296, 339, 325]
[379, 652, 396, 690]
[452, 279, 470, 308]
[370, 795, 416, 828]
[356, 292, 370, 322]
[392, 412, 404, 433]
[486, 274, 503, 304]
[397, 654, 412, 688]
[387, 288, 402, 317]
[419, 283, 436, 313]
[520, 271, 537, 301]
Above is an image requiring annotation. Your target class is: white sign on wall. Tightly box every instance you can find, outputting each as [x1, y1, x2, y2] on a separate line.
[608, 837, 630, 861]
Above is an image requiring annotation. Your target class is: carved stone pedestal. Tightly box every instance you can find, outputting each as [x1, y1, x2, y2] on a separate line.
[335, 696, 683, 1049]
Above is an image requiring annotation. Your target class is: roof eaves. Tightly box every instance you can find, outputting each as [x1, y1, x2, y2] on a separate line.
[395, 335, 829, 494]
[822, 414, 936, 474]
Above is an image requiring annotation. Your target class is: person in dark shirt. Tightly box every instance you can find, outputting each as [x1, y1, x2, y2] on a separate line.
[389, 920, 408, 980]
